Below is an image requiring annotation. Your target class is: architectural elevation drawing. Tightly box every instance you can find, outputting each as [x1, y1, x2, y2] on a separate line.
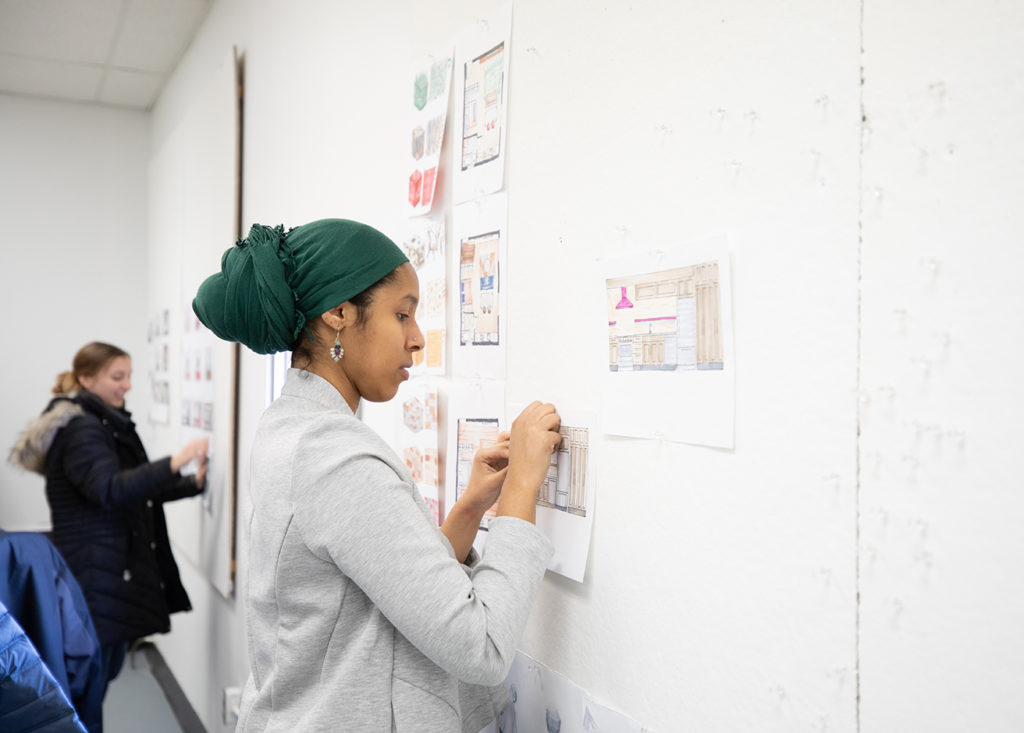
[537, 425, 589, 518]
[600, 244, 735, 449]
[606, 261, 724, 372]
[508, 405, 596, 583]
[444, 380, 505, 548]
[455, 417, 501, 529]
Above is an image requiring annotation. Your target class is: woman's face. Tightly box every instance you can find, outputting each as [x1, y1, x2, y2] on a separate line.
[340, 263, 423, 403]
[79, 355, 132, 409]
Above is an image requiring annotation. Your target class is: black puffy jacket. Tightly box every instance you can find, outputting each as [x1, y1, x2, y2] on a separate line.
[10, 390, 201, 646]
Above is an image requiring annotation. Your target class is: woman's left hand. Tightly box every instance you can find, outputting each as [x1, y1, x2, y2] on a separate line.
[194, 455, 209, 490]
[461, 431, 510, 514]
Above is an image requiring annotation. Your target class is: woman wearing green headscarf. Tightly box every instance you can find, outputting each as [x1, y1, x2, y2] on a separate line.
[194, 219, 560, 732]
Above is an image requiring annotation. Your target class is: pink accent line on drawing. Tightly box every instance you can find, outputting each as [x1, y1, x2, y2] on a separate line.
[608, 321, 616, 326]
[634, 316, 677, 323]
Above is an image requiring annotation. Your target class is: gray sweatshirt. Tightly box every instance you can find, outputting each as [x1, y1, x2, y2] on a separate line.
[237, 369, 553, 732]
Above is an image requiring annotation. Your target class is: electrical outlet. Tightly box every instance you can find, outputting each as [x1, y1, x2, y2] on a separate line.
[222, 686, 241, 725]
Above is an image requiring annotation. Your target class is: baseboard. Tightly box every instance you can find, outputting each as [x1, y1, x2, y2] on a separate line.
[134, 641, 207, 733]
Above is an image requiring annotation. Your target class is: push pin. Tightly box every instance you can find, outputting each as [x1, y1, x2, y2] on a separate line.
[892, 597, 905, 620]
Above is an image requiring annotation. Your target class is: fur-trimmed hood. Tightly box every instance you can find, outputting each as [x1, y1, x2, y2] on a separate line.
[8, 397, 84, 475]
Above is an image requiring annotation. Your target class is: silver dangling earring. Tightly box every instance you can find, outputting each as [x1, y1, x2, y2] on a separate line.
[330, 330, 344, 362]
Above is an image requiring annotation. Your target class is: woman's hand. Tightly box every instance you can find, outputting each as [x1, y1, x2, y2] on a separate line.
[171, 437, 209, 474]
[460, 431, 511, 515]
[441, 432, 509, 562]
[498, 402, 562, 522]
[194, 453, 209, 490]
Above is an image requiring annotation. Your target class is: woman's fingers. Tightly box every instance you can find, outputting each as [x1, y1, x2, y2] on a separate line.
[477, 443, 510, 467]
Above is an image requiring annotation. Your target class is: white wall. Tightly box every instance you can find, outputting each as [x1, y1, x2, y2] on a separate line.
[0, 94, 149, 530]
[859, 3, 1024, 730]
[4, 0, 1020, 731]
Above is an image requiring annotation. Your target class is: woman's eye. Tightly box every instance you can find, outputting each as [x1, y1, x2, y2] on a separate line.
[397, 313, 409, 320]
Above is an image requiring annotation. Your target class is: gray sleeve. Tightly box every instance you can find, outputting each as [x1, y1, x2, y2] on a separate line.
[291, 421, 553, 687]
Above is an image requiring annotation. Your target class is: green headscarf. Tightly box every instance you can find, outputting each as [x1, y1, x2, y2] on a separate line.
[192, 219, 408, 354]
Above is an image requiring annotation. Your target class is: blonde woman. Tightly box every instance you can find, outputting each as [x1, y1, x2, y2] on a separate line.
[10, 341, 208, 695]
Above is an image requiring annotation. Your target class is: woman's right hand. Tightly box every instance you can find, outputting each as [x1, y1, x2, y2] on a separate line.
[500, 402, 562, 515]
[171, 437, 209, 474]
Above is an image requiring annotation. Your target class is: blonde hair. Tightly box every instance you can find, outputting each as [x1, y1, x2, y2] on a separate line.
[52, 342, 129, 395]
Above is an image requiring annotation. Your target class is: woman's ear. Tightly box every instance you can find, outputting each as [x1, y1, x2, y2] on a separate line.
[319, 304, 350, 332]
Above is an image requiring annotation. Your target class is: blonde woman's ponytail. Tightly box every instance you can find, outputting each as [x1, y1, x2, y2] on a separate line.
[52, 370, 78, 395]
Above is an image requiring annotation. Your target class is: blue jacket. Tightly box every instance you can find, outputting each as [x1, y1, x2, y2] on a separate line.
[0, 531, 103, 733]
[0, 599, 87, 733]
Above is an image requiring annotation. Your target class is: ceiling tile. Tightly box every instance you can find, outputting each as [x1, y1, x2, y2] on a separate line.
[109, 0, 210, 72]
[0, 53, 102, 102]
[0, 0, 123, 65]
[99, 66, 162, 108]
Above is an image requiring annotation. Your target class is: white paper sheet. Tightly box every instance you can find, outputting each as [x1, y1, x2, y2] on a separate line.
[406, 48, 453, 216]
[444, 380, 506, 554]
[395, 379, 443, 524]
[147, 309, 171, 425]
[508, 404, 596, 583]
[599, 240, 735, 449]
[452, 193, 508, 379]
[178, 301, 236, 598]
[488, 651, 649, 733]
[396, 214, 447, 375]
[453, 4, 512, 203]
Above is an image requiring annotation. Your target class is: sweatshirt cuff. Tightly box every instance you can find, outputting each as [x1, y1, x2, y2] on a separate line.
[480, 516, 554, 570]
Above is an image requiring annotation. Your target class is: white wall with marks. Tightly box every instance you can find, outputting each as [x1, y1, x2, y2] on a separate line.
[5, 0, 1009, 731]
[858, 3, 1024, 730]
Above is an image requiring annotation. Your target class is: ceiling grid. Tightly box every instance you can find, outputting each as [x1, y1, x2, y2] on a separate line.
[0, 0, 211, 110]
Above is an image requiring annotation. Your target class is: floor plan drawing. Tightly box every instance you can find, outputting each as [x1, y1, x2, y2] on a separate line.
[461, 41, 504, 171]
[606, 261, 724, 372]
[460, 229, 500, 346]
[453, 194, 507, 379]
[453, 5, 511, 203]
